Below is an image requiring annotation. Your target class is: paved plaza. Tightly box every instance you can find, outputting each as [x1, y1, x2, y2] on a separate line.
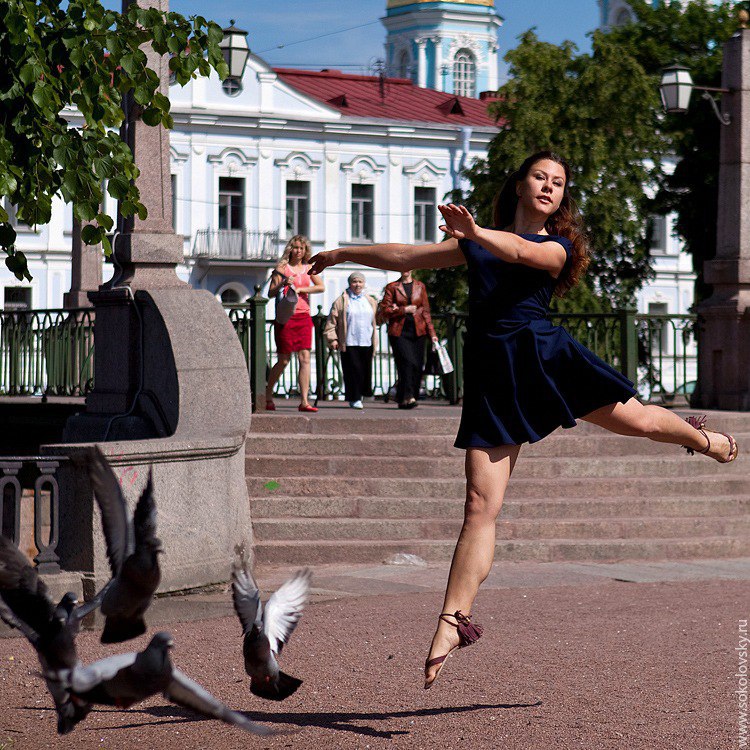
[0, 558, 747, 749]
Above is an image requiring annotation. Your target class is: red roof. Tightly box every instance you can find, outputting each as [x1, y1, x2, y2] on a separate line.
[273, 68, 498, 128]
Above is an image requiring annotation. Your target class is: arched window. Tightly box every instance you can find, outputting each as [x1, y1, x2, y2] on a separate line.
[398, 49, 410, 79]
[453, 49, 476, 98]
[220, 288, 242, 304]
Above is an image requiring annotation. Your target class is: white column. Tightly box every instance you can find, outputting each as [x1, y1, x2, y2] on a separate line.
[487, 43, 499, 91]
[416, 39, 427, 88]
[433, 37, 443, 92]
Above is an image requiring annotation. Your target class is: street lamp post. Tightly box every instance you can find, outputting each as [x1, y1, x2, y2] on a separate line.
[662, 12, 750, 410]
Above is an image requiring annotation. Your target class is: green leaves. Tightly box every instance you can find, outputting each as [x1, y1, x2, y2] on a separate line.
[0, 0, 227, 274]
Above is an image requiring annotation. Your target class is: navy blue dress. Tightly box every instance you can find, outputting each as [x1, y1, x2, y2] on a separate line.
[454, 232, 637, 449]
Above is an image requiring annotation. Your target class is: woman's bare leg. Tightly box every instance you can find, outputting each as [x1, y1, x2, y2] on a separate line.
[265, 352, 291, 401]
[424, 444, 520, 688]
[581, 397, 734, 461]
[298, 349, 312, 407]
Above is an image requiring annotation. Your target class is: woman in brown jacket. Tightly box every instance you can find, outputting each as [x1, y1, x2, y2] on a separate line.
[379, 271, 438, 408]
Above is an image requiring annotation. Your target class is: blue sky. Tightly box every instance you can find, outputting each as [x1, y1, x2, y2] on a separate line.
[164, 0, 601, 77]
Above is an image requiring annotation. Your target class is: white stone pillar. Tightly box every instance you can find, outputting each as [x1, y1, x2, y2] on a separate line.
[416, 39, 427, 88]
[487, 43, 499, 91]
[433, 37, 443, 92]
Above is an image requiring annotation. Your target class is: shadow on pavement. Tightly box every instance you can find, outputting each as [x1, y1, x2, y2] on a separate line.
[109, 701, 544, 739]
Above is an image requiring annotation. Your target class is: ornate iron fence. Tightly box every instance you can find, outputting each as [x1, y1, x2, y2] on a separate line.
[0, 300, 697, 409]
[0, 308, 94, 397]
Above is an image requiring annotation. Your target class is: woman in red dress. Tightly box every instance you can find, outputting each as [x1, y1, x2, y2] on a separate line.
[265, 235, 325, 412]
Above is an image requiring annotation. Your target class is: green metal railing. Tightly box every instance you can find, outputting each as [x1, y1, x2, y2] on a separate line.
[0, 309, 94, 397]
[0, 298, 697, 409]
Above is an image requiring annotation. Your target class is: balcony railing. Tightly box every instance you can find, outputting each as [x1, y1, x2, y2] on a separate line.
[0, 299, 698, 409]
[191, 229, 280, 261]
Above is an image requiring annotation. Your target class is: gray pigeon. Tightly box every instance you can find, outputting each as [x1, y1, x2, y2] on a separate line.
[231, 560, 311, 701]
[0, 535, 104, 734]
[86, 447, 161, 643]
[69, 631, 275, 736]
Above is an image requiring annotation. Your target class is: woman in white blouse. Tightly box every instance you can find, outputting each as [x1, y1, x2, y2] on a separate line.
[323, 272, 378, 409]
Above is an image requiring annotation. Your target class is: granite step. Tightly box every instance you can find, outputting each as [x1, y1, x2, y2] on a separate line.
[245, 453, 739, 479]
[251, 515, 750, 543]
[250, 494, 750, 521]
[249, 410, 750, 437]
[247, 474, 747, 500]
[252, 535, 750, 566]
[246, 431, 750, 459]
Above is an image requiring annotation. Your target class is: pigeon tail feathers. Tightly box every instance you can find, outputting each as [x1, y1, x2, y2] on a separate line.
[250, 671, 302, 701]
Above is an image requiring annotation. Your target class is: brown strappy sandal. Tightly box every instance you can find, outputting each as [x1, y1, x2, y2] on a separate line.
[424, 610, 483, 690]
[682, 415, 739, 463]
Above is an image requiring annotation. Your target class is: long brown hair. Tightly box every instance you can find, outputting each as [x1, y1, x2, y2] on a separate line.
[492, 151, 589, 297]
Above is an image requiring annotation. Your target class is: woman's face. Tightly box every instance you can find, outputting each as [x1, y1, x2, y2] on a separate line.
[516, 159, 566, 217]
[349, 278, 365, 295]
[289, 241, 306, 263]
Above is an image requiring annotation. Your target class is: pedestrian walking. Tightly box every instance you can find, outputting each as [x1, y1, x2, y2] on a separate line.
[378, 271, 438, 409]
[323, 272, 378, 409]
[265, 235, 324, 412]
[308, 150, 739, 688]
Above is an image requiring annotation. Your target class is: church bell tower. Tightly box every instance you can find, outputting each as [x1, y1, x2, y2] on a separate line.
[382, 0, 502, 97]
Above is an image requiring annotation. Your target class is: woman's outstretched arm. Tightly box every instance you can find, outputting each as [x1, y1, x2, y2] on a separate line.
[438, 204, 567, 277]
[309, 238, 463, 275]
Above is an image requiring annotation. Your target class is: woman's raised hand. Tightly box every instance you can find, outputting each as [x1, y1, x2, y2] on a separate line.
[438, 203, 477, 241]
[308, 250, 339, 275]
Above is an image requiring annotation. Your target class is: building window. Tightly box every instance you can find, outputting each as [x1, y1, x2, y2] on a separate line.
[218, 177, 245, 230]
[4, 287, 31, 311]
[286, 181, 310, 237]
[649, 215, 668, 255]
[221, 77, 243, 97]
[648, 302, 669, 354]
[453, 49, 476, 98]
[414, 187, 436, 242]
[220, 288, 241, 304]
[2, 199, 32, 232]
[351, 184, 374, 241]
[398, 49, 410, 78]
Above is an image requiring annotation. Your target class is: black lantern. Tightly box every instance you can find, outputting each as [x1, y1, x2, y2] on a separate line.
[220, 21, 250, 80]
[659, 64, 694, 114]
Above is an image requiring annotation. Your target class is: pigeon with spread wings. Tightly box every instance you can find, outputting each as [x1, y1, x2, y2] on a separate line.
[68, 631, 275, 736]
[232, 562, 311, 701]
[86, 447, 161, 643]
[0, 535, 104, 733]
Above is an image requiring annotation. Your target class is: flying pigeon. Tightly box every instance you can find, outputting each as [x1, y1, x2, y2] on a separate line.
[231, 559, 311, 701]
[86, 447, 161, 643]
[0, 535, 103, 734]
[69, 631, 275, 736]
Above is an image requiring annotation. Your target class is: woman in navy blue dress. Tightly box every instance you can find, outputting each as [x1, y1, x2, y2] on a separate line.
[309, 151, 738, 689]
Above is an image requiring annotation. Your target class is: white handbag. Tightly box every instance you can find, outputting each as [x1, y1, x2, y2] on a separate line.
[433, 341, 454, 375]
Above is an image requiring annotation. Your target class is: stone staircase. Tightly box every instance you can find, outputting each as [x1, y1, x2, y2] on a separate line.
[246, 407, 750, 567]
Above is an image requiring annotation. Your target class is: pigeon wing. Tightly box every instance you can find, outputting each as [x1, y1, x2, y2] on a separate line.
[69, 652, 138, 694]
[0, 535, 54, 638]
[231, 564, 262, 635]
[263, 568, 311, 654]
[165, 668, 275, 736]
[87, 446, 131, 574]
[133, 470, 159, 548]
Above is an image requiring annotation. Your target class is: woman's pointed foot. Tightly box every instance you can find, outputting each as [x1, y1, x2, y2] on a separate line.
[424, 627, 460, 690]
